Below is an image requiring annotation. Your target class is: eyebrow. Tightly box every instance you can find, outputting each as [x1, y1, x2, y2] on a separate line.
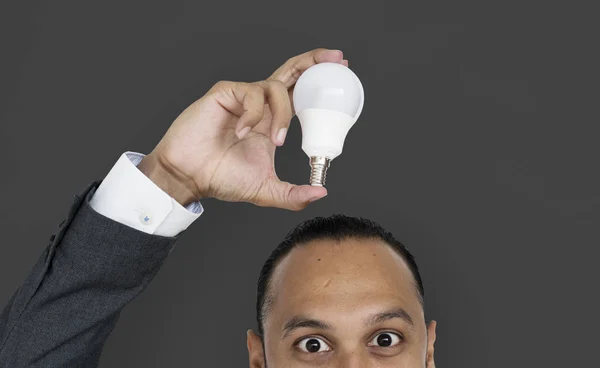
[368, 308, 415, 330]
[282, 316, 332, 339]
[281, 308, 415, 339]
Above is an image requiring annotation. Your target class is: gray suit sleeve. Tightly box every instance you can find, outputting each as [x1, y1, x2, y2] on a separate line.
[0, 180, 179, 367]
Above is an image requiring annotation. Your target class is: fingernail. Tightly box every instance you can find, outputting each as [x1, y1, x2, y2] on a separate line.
[276, 128, 288, 145]
[238, 126, 251, 139]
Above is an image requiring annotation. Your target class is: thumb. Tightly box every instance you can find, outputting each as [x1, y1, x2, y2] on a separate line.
[258, 179, 328, 211]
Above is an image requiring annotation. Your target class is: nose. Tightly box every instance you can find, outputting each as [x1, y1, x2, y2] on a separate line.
[336, 350, 371, 368]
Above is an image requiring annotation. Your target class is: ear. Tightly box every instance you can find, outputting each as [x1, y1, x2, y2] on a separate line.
[247, 329, 266, 368]
[426, 320, 437, 368]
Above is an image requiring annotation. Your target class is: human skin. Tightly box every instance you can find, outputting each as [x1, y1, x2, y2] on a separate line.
[246, 238, 437, 367]
[137, 48, 346, 209]
[134, 48, 437, 366]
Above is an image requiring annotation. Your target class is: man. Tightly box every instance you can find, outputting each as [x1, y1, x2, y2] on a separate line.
[0, 48, 436, 367]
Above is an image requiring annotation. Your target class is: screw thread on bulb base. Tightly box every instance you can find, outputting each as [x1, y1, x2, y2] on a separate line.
[309, 156, 331, 186]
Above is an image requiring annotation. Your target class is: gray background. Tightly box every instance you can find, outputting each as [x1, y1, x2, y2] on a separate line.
[1, 0, 598, 366]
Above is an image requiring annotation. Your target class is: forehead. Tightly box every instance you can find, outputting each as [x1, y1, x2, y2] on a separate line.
[267, 237, 423, 326]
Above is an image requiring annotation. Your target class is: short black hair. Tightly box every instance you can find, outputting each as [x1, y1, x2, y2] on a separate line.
[255, 214, 424, 337]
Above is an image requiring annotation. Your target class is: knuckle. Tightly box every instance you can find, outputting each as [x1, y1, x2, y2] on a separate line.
[268, 79, 286, 91]
[210, 80, 233, 93]
[250, 109, 264, 120]
[251, 84, 264, 95]
[212, 80, 229, 89]
[289, 65, 303, 82]
[244, 84, 263, 99]
[285, 55, 298, 65]
[283, 186, 294, 205]
[249, 104, 265, 118]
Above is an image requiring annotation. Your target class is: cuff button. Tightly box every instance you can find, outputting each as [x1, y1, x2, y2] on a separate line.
[139, 212, 153, 226]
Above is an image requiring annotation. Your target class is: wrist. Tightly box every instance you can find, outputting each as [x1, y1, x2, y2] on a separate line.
[137, 153, 199, 207]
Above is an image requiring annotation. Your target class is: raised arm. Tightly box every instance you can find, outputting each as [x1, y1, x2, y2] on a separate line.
[0, 48, 344, 366]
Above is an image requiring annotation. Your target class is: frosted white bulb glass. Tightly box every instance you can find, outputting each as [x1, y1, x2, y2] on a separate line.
[293, 62, 364, 186]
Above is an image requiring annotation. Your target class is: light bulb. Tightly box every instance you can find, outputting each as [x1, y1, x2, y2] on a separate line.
[293, 62, 364, 186]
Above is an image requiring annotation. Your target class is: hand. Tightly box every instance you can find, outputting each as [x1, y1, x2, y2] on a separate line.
[138, 48, 348, 210]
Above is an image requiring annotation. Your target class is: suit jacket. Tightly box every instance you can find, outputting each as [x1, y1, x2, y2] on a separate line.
[0, 181, 178, 367]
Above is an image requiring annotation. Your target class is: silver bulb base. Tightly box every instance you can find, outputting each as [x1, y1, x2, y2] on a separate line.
[309, 156, 331, 186]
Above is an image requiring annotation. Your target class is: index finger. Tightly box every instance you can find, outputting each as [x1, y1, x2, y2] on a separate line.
[267, 48, 345, 88]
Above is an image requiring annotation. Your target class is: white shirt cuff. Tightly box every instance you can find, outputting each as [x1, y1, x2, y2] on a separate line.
[89, 151, 204, 237]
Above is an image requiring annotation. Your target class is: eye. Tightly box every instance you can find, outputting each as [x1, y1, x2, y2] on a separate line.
[296, 337, 332, 353]
[368, 332, 402, 347]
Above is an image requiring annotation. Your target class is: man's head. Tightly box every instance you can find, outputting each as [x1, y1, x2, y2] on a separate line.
[247, 215, 436, 367]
